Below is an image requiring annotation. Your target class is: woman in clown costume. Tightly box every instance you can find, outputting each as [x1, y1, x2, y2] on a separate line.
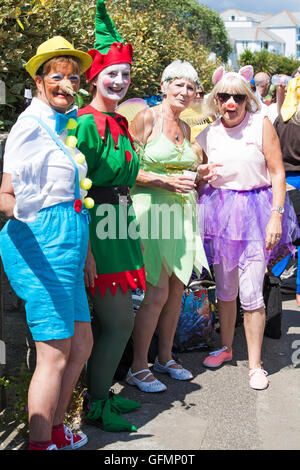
[69, 0, 145, 431]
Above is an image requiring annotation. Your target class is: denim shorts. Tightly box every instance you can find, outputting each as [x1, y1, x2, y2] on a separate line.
[0, 201, 90, 341]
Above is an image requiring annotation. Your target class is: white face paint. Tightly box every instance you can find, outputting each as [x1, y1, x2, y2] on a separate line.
[97, 63, 131, 102]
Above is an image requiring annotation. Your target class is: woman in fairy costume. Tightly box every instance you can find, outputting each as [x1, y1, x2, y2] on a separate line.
[69, 0, 145, 431]
[126, 60, 211, 393]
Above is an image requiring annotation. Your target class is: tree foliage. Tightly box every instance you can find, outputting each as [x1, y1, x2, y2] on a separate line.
[0, 0, 222, 130]
[239, 49, 300, 77]
[127, 0, 231, 61]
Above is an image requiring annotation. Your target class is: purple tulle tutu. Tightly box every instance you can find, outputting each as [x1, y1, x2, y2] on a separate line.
[197, 185, 300, 271]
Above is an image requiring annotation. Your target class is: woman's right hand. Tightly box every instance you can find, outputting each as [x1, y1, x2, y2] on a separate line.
[84, 246, 98, 288]
[197, 163, 223, 184]
[162, 174, 196, 193]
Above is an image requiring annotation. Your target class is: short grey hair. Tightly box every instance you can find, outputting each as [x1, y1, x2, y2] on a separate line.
[161, 59, 200, 93]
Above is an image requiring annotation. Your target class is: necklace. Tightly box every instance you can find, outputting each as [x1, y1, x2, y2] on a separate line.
[174, 128, 184, 160]
[162, 105, 183, 159]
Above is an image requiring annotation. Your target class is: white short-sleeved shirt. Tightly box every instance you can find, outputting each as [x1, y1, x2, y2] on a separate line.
[3, 97, 87, 208]
[196, 111, 271, 191]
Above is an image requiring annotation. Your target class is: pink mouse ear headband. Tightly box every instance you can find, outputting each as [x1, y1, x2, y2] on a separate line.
[212, 65, 254, 85]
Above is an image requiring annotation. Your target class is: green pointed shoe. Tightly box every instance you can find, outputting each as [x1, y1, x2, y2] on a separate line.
[87, 398, 137, 432]
[109, 390, 141, 413]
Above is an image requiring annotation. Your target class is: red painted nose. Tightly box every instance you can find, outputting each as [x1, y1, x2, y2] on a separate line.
[226, 102, 236, 110]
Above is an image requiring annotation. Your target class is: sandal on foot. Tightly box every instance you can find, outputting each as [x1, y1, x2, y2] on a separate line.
[153, 357, 193, 380]
[126, 368, 167, 393]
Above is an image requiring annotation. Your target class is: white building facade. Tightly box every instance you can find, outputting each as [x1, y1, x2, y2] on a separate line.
[221, 9, 300, 66]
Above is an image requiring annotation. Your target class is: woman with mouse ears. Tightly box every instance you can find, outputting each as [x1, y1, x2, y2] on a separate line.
[0, 36, 93, 450]
[196, 65, 300, 390]
[68, 0, 145, 432]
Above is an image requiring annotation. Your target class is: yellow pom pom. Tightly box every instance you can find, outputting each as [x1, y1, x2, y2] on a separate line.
[66, 118, 78, 130]
[80, 178, 92, 190]
[75, 153, 85, 164]
[65, 136, 78, 148]
[84, 197, 95, 209]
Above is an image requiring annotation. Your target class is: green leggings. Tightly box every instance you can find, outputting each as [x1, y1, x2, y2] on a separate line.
[86, 287, 134, 400]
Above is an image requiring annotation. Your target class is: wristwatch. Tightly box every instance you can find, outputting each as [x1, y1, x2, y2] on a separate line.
[271, 206, 285, 214]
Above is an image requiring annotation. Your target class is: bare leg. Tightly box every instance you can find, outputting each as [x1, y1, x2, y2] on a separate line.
[131, 268, 169, 381]
[28, 338, 71, 442]
[157, 273, 184, 367]
[243, 306, 266, 370]
[28, 322, 93, 442]
[218, 299, 237, 353]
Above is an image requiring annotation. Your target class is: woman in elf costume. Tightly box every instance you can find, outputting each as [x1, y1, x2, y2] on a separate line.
[69, 0, 145, 432]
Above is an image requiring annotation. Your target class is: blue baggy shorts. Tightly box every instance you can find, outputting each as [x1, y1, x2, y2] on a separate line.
[0, 201, 90, 341]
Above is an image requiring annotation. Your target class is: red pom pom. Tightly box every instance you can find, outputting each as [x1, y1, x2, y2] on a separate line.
[125, 150, 132, 162]
[74, 199, 82, 213]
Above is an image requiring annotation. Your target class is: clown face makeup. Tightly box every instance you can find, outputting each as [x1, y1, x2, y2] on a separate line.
[96, 63, 131, 102]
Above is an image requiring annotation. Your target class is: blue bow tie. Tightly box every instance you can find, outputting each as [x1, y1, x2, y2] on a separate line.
[55, 109, 77, 135]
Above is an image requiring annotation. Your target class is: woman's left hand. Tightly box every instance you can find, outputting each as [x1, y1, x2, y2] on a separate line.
[84, 246, 98, 288]
[265, 213, 283, 250]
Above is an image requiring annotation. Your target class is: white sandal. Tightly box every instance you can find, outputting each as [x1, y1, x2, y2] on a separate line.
[126, 368, 167, 393]
[153, 357, 193, 380]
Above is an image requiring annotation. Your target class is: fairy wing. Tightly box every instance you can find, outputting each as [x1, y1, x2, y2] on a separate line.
[116, 98, 149, 125]
[180, 102, 215, 142]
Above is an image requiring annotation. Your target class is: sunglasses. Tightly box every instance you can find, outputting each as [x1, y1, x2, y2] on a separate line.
[217, 92, 247, 104]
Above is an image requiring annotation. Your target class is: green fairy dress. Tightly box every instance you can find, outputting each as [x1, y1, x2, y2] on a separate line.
[131, 112, 209, 287]
[70, 105, 146, 296]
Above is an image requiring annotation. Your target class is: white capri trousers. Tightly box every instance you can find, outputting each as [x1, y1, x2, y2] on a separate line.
[213, 259, 267, 311]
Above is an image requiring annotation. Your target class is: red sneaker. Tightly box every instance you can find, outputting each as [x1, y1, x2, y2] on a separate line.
[203, 346, 232, 368]
[28, 441, 57, 450]
[52, 424, 88, 450]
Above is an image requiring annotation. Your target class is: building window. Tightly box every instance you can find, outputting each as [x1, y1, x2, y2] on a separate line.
[297, 27, 300, 42]
[297, 44, 300, 58]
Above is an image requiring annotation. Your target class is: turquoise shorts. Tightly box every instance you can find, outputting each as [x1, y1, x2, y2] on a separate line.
[0, 201, 90, 341]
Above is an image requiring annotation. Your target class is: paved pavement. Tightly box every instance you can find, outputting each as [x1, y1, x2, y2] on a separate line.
[0, 298, 299, 451]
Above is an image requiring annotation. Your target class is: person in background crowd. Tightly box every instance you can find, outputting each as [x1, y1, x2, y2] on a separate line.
[0, 36, 93, 450]
[268, 77, 287, 124]
[196, 65, 299, 390]
[292, 66, 300, 78]
[254, 71, 271, 104]
[274, 76, 300, 306]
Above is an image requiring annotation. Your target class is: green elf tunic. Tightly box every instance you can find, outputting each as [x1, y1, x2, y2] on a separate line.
[71, 105, 146, 296]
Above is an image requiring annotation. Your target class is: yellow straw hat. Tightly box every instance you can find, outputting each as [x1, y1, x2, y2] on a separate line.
[26, 36, 93, 78]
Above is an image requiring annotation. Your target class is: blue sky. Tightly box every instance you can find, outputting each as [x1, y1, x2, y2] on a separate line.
[199, 0, 300, 15]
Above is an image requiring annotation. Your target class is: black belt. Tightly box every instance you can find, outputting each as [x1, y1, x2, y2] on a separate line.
[88, 185, 132, 205]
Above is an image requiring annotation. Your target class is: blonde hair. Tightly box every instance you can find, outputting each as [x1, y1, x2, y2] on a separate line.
[207, 73, 261, 115]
